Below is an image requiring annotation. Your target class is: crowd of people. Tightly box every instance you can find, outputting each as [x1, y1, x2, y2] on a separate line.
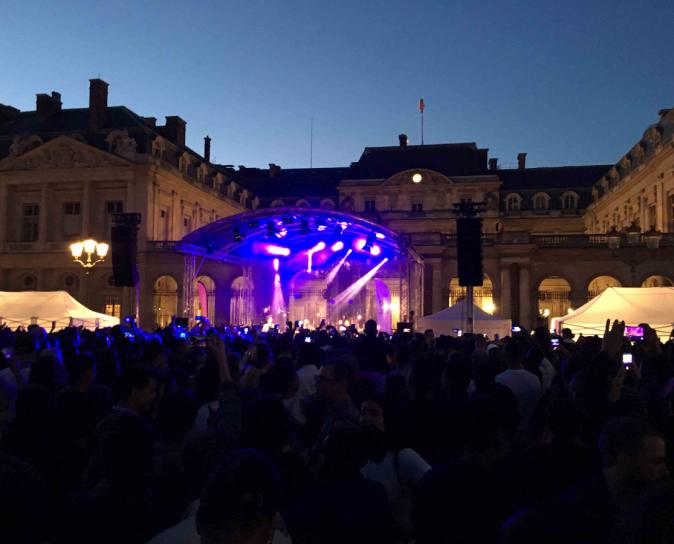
[1, 316, 674, 543]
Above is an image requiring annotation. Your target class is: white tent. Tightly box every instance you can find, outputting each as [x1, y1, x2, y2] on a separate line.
[552, 287, 674, 340]
[416, 299, 512, 338]
[0, 291, 119, 330]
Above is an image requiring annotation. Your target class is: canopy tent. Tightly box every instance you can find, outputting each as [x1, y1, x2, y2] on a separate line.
[416, 299, 512, 338]
[552, 287, 674, 340]
[0, 291, 119, 330]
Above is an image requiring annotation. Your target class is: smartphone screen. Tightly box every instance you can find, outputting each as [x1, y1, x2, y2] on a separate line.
[622, 353, 633, 366]
[551, 339, 560, 347]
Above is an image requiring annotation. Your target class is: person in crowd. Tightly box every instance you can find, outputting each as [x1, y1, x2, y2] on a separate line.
[495, 341, 542, 431]
[314, 357, 360, 445]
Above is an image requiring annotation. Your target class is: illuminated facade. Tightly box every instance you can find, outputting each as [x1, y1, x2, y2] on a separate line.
[1, 79, 672, 329]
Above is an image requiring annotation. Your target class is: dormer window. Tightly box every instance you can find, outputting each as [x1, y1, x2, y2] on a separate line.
[505, 193, 522, 212]
[561, 191, 579, 209]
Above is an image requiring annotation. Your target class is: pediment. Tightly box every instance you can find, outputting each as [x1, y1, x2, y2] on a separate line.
[382, 168, 452, 187]
[0, 134, 133, 171]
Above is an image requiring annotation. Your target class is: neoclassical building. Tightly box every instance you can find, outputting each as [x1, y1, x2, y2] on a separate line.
[1, 79, 672, 329]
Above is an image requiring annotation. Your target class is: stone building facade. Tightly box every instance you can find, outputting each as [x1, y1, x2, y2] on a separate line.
[1, 79, 672, 329]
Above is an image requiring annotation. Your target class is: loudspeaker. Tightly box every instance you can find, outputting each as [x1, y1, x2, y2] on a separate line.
[456, 217, 483, 286]
[111, 225, 138, 287]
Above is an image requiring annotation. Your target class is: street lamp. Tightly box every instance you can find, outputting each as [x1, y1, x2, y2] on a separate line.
[70, 239, 109, 269]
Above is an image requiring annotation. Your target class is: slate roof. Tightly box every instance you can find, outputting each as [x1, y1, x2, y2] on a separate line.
[233, 167, 348, 198]
[349, 143, 489, 178]
[497, 165, 611, 190]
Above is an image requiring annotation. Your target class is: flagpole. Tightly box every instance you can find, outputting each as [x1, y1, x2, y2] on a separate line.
[421, 109, 424, 146]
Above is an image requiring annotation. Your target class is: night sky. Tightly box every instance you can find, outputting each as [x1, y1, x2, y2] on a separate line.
[3, 0, 673, 169]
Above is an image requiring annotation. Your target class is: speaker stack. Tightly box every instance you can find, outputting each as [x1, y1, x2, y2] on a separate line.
[456, 217, 483, 287]
[111, 213, 142, 287]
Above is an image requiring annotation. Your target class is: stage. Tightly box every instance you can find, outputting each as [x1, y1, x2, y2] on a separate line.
[177, 208, 423, 331]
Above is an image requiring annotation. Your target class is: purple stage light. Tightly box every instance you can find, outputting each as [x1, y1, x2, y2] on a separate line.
[375, 232, 385, 240]
[273, 258, 279, 271]
[355, 238, 366, 250]
[310, 241, 326, 252]
[265, 244, 291, 256]
[370, 245, 381, 256]
[331, 241, 344, 252]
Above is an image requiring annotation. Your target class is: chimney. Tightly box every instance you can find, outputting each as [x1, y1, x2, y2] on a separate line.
[517, 152, 527, 170]
[164, 116, 186, 148]
[142, 116, 157, 127]
[88, 78, 108, 129]
[398, 133, 408, 147]
[488, 158, 498, 171]
[658, 108, 672, 121]
[35, 91, 62, 117]
[268, 163, 281, 178]
[204, 135, 211, 162]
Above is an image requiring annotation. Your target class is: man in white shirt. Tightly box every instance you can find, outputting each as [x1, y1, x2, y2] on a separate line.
[495, 342, 541, 431]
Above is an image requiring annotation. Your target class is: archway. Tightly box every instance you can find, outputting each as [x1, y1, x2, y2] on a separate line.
[448, 275, 495, 314]
[641, 275, 673, 288]
[538, 276, 571, 320]
[587, 275, 622, 299]
[153, 275, 178, 327]
[193, 275, 216, 322]
[230, 275, 255, 325]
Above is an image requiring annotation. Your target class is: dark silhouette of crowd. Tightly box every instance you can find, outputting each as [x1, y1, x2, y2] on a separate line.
[1, 317, 673, 543]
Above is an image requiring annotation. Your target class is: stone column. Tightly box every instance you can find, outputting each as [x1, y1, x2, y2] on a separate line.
[431, 259, 444, 313]
[39, 184, 49, 248]
[82, 181, 91, 236]
[0, 183, 7, 245]
[500, 266, 511, 320]
[519, 266, 531, 329]
[657, 182, 665, 232]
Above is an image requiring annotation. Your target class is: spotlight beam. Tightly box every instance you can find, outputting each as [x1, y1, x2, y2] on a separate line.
[330, 258, 389, 308]
[326, 249, 352, 285]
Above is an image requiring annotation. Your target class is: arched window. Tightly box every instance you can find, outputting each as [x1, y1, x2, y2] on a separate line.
[320, 199, 336, 210]
[505, 193, 522, 212]
[295, 199, 310, 208]
[538, 276, 571, 319]
[194, 275, 216, 323]
[270, 199, 285, 208]
[230, 276, 255, 325]
[533, 192, 549, 211]
[561, 191, 579, 209]
[153, 275, 178, 328]
[448, 275, 495, 314]
[587, 275, 622, 299]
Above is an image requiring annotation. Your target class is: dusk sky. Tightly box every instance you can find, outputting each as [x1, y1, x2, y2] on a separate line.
[2, 0, 673, 169]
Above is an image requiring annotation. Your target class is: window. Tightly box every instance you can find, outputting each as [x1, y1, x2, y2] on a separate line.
[106, 200, 124, 214]
[533, 193, 549, 211]
[104, 295, 121, 318]
[183, 216, 192, 235]
[561, 192, 579, 209]
[505, 194, 521, 212]
[104, 200, 124, 239]
[21, 203, 39, 242]
[63, 201, 81, 238]
[364, 199, 376, 212]
[411, 199, 423, 212]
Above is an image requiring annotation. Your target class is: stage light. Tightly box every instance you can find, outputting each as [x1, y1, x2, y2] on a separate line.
[412, 172, 423, 183]
[276, 228, 288, 238]
[310, 241, 326, 252]
[317, 224, 327, 231]
[233, 227, 244, 242]
[326, 249, 352, 284]
[375, 233, 385, 240]
[265, 244, 290, 256]
[370, 244, 381, 256]
[273, 258, 279, 271]
[266, 221, 277, 237]
[331, 241, 344, 252]
[331, 258, 389, 308]
[334, 224, 344, 235]
[355, 238, 367, 250]
[300, 218, 310, 235]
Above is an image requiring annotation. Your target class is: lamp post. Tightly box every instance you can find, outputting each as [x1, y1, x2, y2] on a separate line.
[70, 239, 109, 271]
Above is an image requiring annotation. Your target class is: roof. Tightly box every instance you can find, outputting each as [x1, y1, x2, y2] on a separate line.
[349, 143, 489, 179]
[498, 165, 611, 191]
[233, 167, 349, 198]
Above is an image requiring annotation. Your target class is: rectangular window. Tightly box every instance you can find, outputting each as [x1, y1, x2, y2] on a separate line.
[62, 201, 82, 238]
[159, 208, 170, 240]
[183, 216, 192, 235]
[364, 199, 376, 212]
[104, 200, 124, 239]
[104, 295, 121, 318]
[411, 199, 423, 212]
[21, 203, 39, 242]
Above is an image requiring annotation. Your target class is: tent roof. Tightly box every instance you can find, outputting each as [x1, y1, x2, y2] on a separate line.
[420, 298, 507, 322]
[0, 291, 119, 329]
[555, 287, 674, 336]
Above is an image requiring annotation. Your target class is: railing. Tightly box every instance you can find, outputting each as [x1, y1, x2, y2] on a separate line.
[147, 241, 179, 251]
